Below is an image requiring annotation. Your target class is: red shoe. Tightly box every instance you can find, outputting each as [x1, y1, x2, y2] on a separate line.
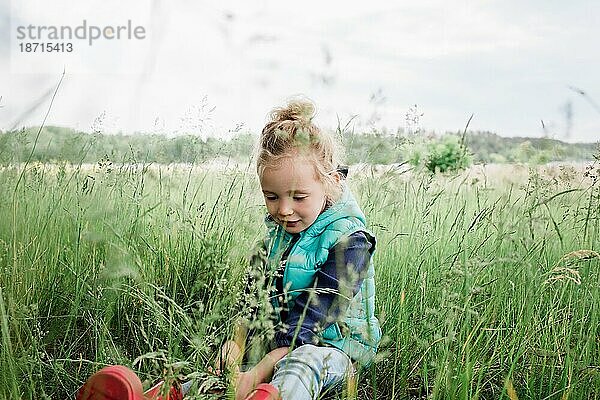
[244, 383, 279, 400]
[144, 380, 183, 400]
[77, 365, 145, 400]
[77, 365, 184, 400]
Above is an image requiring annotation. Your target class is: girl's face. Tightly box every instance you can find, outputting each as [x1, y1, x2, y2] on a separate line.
[260, 156, 328, 234]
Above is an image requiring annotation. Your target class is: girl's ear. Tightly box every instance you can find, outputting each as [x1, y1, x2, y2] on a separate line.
[332, 171, 341, 184]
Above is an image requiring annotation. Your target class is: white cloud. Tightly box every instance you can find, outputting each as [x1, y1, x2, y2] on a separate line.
[1, 0, 599, 142]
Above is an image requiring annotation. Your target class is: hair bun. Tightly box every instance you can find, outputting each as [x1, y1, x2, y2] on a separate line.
[270, 99, 315, 124]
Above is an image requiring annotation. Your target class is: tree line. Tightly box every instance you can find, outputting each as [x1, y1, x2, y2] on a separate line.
[0, 126, 596, 166]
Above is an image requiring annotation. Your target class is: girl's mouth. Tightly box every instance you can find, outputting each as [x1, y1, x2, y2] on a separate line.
[282, 220, 300, 226]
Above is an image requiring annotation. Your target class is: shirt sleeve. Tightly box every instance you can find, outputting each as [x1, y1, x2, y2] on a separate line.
[274, 231, 374, 348]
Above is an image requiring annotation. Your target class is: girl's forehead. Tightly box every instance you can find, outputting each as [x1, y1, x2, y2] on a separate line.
[260, 157, 321, 188]
[263, 155, 317, 174]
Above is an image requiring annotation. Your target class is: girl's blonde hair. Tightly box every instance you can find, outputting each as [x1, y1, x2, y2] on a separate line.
[256, 98, 344, 202]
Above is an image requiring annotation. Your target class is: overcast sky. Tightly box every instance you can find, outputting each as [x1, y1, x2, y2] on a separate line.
[2, 0, 599, 142]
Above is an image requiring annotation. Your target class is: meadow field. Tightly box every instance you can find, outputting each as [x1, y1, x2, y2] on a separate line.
[0, 159, 599, 399]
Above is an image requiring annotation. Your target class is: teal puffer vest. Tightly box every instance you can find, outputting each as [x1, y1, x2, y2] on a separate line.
[265, 187, 381, 365]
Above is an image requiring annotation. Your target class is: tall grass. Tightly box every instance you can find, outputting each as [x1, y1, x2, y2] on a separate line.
[0, 159, 598, 399]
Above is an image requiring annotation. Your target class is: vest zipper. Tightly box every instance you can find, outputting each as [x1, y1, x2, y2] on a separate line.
[281, 230, 304, 296]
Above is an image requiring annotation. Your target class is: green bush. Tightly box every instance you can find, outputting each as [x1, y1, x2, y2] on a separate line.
[406, 134, 472, 173]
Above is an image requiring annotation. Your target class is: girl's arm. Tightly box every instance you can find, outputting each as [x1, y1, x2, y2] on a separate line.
[219, 323, 289, 398]
[216, 320, 247, 374]
[220, 235, 268, 373]
[235, 347, 289, 400]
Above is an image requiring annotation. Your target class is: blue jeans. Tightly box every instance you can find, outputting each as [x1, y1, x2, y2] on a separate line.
[270, 344, 353, 400]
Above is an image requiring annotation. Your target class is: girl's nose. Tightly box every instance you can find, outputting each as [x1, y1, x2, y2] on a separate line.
[278, 200, 293, 216]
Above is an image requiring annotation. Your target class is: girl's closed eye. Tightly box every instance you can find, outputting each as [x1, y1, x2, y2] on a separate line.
[265, 194, 278, 201]
[293, 196, 307, 201]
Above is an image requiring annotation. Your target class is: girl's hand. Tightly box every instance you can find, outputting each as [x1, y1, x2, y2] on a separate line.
[235, 371, 259, 400]
[233, 347, 289, 399]
[213, 340, 243, 376]
[206, 365, 224, 377]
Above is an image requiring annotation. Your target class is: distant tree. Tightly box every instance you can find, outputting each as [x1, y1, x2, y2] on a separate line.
[0, 126, 596, 165]
[405, 134, 472, 173]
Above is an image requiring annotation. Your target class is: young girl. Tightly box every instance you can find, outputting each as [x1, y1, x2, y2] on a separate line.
[227, 98, 381, 399]
[77, 99, 381, 400]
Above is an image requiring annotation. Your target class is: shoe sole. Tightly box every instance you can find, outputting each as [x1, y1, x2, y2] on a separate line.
[246, 383, 279, 400]
[77, 365, 145, 400]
